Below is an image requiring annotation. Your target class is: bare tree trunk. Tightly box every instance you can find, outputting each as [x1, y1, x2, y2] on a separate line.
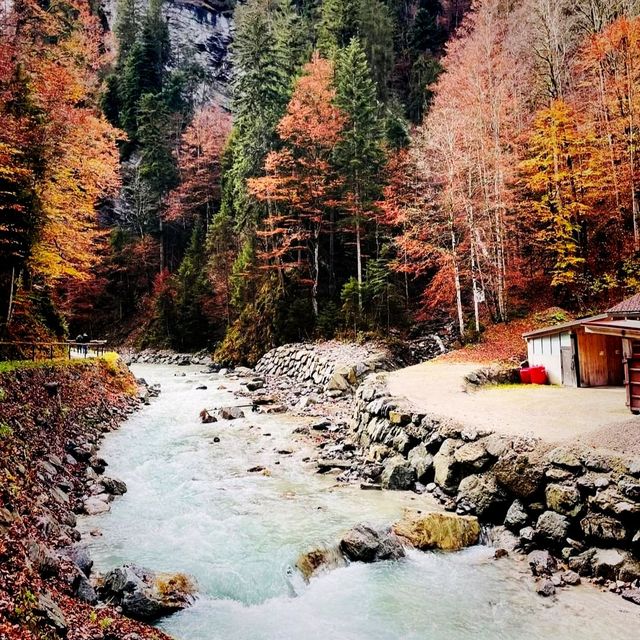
[6, 266, 16, 325]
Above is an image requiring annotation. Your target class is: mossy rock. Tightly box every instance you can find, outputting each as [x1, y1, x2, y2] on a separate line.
[393, 511, 480, 551]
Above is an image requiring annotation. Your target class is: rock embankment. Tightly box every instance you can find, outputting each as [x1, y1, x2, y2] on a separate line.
[351, 374, 640, 602]
[122, 348, 212, 366]
[0, 359, 180, 640]
[254, 341, 392, 395]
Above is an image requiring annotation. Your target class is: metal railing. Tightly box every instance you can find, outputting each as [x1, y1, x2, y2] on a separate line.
[0, 340, 110, 362]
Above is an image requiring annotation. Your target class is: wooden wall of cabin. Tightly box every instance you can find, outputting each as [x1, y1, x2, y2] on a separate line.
[576, 330, 624, 387]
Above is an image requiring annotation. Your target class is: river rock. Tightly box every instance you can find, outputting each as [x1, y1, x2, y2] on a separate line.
[504, 500, 529, 531]
[545, 483, 582, 518]
[567, 548, 597, 576]
[381, 456, 416, 490]
[35, 592, 67, 633]
[100, 476, 127, 496]
[454, 441, 490, 471]
[200, 409, 217, 424]
[26, 540, 60, 577]
[535, 578, 556, 597]
[592, 548, 626, 580]
[561, 570, 581, 585]
[536, 510, 569, 544]
[621, 588, 640, 606]
[433, 439, 462, 493]
[83, 495, 111, 515]
[339, 523, 405, 563]
[580, 512, 627, 544]
[407, 444, 434, 482]
[101, 565, 197, 622]
[547, 447, 583, 471]
[296, 546, 346, 580]
[527, 550, 557, 576]
[619, 558, 640, 583]
[392, 511, 480, 551]
[456, 473, 506, 518]
[219, 406, 245, 420]
[493, 453, 544, 499]
[62, 543, 93, 577]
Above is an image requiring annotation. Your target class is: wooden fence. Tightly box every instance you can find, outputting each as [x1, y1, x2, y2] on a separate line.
[0, 341, 110, 362]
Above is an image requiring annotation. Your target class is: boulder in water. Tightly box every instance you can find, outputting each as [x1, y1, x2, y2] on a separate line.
[200, 409, 217, 424]
[101, 564, 197, 621]
[339, 523, 405, 563]
[392, 511, 480, 551]
[296, 546, 346, 580]
[219, 406, 245, 420]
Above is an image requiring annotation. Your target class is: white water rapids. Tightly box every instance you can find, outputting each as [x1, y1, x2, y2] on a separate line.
[78, 364, 639, 639]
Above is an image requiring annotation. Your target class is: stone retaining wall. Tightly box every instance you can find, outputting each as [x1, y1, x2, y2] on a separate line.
[255, 343, 390, 393]
[353, 374, 640, 584]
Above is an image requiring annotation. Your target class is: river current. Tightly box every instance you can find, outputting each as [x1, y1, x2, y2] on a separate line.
[78, 364, 639, 640]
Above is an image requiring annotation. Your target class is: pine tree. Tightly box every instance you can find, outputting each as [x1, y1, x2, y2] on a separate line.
[115, 0, 140, 64]
[333, 38, 385, 301]
[318, 0, 361, 56]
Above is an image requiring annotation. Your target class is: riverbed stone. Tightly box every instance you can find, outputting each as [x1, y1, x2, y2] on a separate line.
[527, 550, 557, 576]
[456, 473, 506, 518]
[592, 548, 626, 580]
[83, 495, 110, 515]
[339, 524, 405, 563]
[535, 578, 556, 597]
[433, 439, 462, 493]
[407, 444, 433, 483]
[580, 512, 627, 544]
[393, 511, 480, 551]
[454, 441, 490, 471]
[504, 500, 529, 531]
[219, 406, 245, 420]
[296, 547, 346, 579]
[545, 483, 582, 518]
[102, 565, 197, 622]
[381, 457, 416, 490]
[99, 476, 127, 496]
[536, 510, 570, 544]
[547, 447, 583, 471]
[493, 453, 544, 499]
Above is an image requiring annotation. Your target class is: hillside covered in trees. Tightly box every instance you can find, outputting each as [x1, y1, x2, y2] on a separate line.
[1, 0, 640, 362]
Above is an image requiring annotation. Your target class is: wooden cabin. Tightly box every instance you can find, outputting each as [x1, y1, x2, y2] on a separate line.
[523, 293, 640, 412]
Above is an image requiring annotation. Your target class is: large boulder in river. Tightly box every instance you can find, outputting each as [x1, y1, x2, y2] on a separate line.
[296, 546, 346, 580]
[339, 523, 405, 563]
[101, 565, 197, 621]
[393, 511, 480, 551]
[407, 444, 433, 483]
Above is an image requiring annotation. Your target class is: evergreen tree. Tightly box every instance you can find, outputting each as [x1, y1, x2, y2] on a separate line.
[119, 0, 171, 139]
[173, 219, 215, 349]
[115, 0, 140, 64]
[333, 38, 385, 302]
[221, 0, 300, 236]
[318, 0, 361, 56]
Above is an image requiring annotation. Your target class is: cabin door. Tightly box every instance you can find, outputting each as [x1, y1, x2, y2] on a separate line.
[561, 347, 577, 387]
[623, 338, 640, 414]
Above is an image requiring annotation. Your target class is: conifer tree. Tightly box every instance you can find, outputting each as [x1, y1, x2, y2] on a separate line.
[333, 38, 385, 302]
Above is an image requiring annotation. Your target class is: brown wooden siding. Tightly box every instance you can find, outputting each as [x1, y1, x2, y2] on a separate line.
[576, 329, 624, 387]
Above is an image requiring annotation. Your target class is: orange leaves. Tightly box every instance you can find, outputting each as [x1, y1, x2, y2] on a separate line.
[164, 105, 231, 225]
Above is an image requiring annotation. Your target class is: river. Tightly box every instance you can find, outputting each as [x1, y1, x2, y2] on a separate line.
[78, 364, 640, 640]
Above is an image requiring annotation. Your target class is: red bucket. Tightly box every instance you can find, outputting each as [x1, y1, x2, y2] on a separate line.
[529, 366, 547, 385]
[519, 367, 532, 384]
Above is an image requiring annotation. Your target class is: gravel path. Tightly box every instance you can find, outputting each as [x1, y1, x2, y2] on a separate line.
[387, 361, 639, 454]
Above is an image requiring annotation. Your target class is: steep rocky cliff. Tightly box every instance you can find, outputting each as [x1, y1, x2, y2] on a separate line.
[101, 0, 233, 106]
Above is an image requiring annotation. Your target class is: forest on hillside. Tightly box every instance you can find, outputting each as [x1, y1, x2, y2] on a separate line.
[1, 0, 640, 362]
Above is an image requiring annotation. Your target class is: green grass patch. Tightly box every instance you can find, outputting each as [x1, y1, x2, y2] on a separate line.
[0, 358, 97, 374]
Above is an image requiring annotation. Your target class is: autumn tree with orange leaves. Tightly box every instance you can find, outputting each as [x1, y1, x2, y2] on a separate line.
[249, 54, 345, 316]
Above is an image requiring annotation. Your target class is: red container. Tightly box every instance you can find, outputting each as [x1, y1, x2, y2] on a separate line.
[529, 366, 547, 385]
[519, 367, 532, 384]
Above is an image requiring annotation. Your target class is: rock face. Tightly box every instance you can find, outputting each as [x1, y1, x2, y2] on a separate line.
[296, 547, 347, 580]
[101, 565, 197, 621]
[101, 0, 233, 107]
[392, 512, 481, 551]
[339, 524, 405, 563]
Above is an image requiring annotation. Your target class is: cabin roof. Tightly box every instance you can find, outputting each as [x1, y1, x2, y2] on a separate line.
[522, 314, 608, 339]
[607, 292, 640, 316]
[583, 318, 640, 340]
